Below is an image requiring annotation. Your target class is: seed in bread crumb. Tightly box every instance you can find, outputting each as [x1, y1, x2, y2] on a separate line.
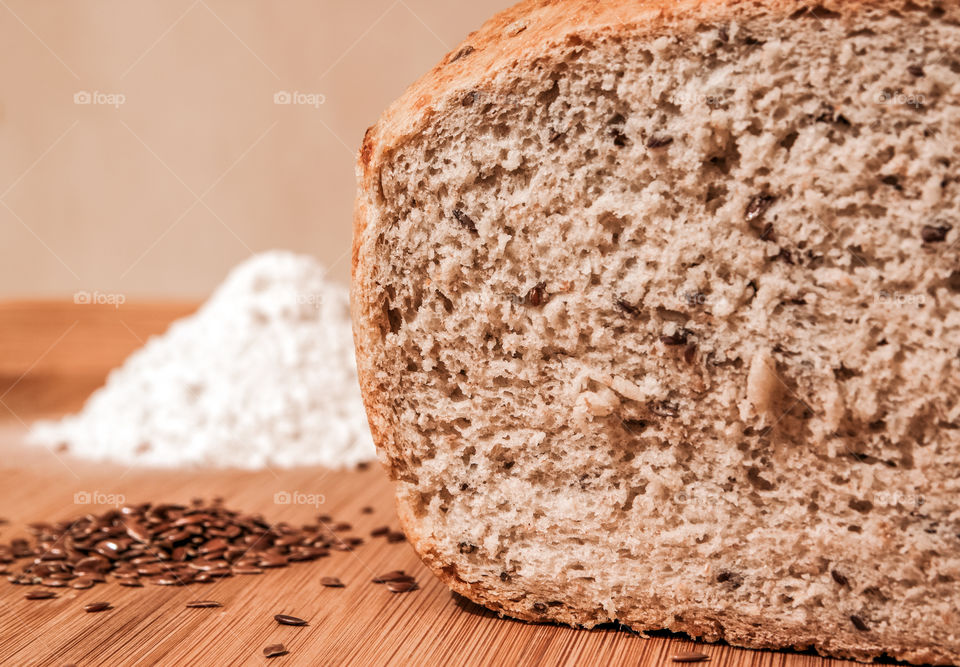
[660, 330, 689, 346]
[831, 570, 849, 587]
[611, 129, 628, 147]
[921, 224, 951, 243]
[745, 194, 776, 225]
[452, 209, 477, 233]
[716, 570, 744, 588]
[646, 135, 674, 149]
[907, 64, 925, 77]
[525, 284, 545, 307]
[616, 298, 640, 316]
[450, 45, 475, 62]
[850, 615, 870, 631]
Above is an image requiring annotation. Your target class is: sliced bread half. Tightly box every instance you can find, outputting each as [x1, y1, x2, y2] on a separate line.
[352, 0, 960, 662]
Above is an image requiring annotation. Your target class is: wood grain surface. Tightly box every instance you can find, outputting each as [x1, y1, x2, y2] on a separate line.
[0, 302, 853, 666]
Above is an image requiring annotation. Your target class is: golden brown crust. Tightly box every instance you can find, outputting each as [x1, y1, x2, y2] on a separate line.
[351, 0, 959, 663]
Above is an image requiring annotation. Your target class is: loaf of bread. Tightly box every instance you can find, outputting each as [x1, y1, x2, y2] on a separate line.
[351, 0, 960, 662]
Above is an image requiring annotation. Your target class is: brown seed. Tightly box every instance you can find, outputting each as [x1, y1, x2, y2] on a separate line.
[259, 554, 289, 568]
[452, 209, 477, 233]
[907, 64, 925, 77]
[646, 135, 674, 149]
[74, 557, 110, 573]
[672, 653, 709, 663]
[745, 194, 776, 224]
[386, 531, 406, 543]
[129, 556, 160, 566]
[188, 560, 229, 572]
[173, 514, 208, 526]
[370, 526, 390, 537]
[386, 579, 418, 593]
[320, 577, 344, 588]
[199, 538, 227, 554]
[660, 330, 689, 346]
[274, 614, 308, 626]
[232, 567, 264, 575]
[71, 577, 95, 590]
[118, 579, 143, 587]
[372, 570, 409, 583]
[185, 600, 223, 608]
[921, 224, 952, 243]
[25, 590, 57, 600]
[361, 506, 374, 514]
[263, 643, 288, 658]
[84, 602, 112, 613]
[850, 615, 870, 632]
[154, 576, 188, 586]
[41, 578, 67, 587]
[831, 570, 849, 587]
[124, 521, 151, 543]
[525, 284, 545, 307]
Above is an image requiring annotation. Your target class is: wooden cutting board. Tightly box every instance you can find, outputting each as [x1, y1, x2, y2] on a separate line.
[0, 302, 849, 666]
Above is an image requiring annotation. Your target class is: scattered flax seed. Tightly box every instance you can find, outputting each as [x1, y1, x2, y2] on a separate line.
[372, 570, 410, 584]
[320, 577, 344, 588]
[385, 579, 418, 593]
[263, 643, 288, 658]
[672, 652, 710, 663]
[185, 600, 223, 608]
[274, 614, 308, 626]
[24, 590, 57, 600]
[84, 602, 112, 613]
[2, 500, 367, 592]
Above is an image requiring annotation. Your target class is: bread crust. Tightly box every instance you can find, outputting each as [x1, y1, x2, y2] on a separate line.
[351, 1, 960, 663]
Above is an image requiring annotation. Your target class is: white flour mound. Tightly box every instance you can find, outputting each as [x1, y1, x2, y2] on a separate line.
[30, 251, 376, 469]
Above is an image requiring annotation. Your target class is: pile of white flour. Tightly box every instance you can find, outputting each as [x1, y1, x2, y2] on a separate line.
[30, 251, 376, 469]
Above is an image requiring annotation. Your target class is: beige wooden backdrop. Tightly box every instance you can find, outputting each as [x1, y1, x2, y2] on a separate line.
[0, 0, 514, 298]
